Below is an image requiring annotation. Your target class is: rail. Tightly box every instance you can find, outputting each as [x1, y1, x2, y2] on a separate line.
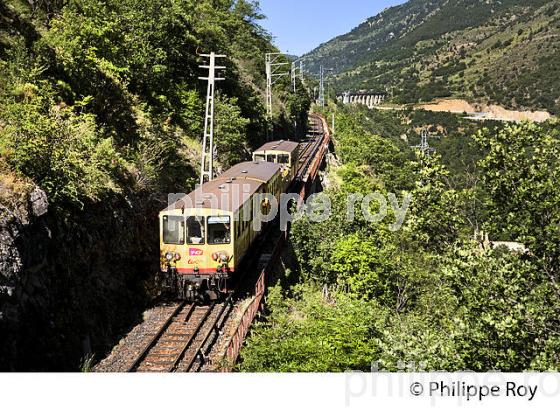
[298, 114, 331, 201]
[126, 301, 190, 372]
[183, 294, 235, 372]
[168, 301, 217, 372]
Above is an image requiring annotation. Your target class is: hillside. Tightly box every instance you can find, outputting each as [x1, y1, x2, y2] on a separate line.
[303, 0, 560, 115]
[0, 0, 310, 370]
[239, 101, 560, 372]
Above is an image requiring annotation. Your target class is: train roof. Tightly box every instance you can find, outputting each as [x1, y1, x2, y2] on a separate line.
[217, 160, 282, 183]
[163, 178, 263, 213]
[254, 140, 299, 154]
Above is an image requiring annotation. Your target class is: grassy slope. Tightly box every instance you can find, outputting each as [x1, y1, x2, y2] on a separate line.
[303, 0, 560, 114]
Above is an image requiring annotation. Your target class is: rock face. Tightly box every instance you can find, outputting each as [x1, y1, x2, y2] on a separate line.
[417, 99, 552, 123]
[0, 186, 51, 369]
[0, 183, 162, 371]
[0, 187, 50, 314]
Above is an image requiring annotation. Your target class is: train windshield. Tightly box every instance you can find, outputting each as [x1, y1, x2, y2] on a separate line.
[186, 216, 205, 245]
[207, 216, 231, 244]
[254, 154, 265, 161]
[277, 154, 290, 164]
[162, 216, 185, 245]
[266, 154, 277, 163]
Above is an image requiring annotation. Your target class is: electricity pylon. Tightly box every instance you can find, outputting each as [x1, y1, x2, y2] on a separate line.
[199, 52, 226, 185]
[265, 52, 290, 139]
[291, 61, 297, 92]
[289, 60, 305, 137]
[318, 66, 325, 107]
[318, 66, 334, 107]
[413, 128, 435, 156]
[291, 60, 304, 92]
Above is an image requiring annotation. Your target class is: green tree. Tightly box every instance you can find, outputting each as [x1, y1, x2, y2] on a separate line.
[330, 233, 394, 300]
[240, 285, 384, 372]
[0, 57, 126, 208]
[215, 95, 250, 169]
[441, 244, 559, 371]
[474, 122, 560, 281]
[241, 107, 560, 373]
[405, 153, 468, 251]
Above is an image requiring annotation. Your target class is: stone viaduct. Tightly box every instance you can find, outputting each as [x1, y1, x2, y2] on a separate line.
[339, 91, 387, 108]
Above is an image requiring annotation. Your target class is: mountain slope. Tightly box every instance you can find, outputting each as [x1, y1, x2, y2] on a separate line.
[303, 0, 560, 115]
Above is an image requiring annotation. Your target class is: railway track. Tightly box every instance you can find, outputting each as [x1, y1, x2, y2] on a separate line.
[113, 214, 283, 373]
[126, 296, 233, 372]
[295, 114, 326, 183]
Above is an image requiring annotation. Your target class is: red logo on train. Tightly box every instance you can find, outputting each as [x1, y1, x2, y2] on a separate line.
[189, 248, 204, 256]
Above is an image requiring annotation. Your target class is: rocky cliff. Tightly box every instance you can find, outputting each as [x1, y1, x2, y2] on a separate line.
[0, 180, 162, 370]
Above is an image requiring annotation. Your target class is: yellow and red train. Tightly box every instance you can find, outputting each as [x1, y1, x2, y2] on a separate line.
[159, 140, 300, 300]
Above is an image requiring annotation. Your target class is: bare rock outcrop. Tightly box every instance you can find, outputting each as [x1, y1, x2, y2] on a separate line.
[0, 179, 161, 370]
[0, 187, 50, 319]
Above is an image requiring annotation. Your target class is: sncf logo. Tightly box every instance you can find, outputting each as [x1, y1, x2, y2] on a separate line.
[189, 248, 204, 256]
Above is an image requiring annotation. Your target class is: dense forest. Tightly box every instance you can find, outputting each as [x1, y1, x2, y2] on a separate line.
[0, 0, 310, 370]
[240, 104, 560, 372]
[0, 0, 309, 210]
[303, 0, 560, 115]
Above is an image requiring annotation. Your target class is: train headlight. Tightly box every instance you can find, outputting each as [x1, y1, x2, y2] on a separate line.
[174, 252, 181, 261]
[212, 252, 219, 261]
[165, 252, 174, 262]
[219, 252, 229, 263]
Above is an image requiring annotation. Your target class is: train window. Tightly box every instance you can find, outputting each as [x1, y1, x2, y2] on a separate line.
[186, 216, 205, 245]
[254, 154, 265, 161]
[278, 154, 289, 164]
[208, 216, 231, 244]
[266, 154, 277, 163]
[162, 216, 185, 245]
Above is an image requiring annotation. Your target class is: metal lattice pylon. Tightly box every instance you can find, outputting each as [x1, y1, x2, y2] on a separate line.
[291, 60, 304, 92]
[291, 61, 297, 93]
[199, 52, 226, 185]
[265, 52, 290, 139]
[318, 65, 325, 107]
[413, 128, 435, 156]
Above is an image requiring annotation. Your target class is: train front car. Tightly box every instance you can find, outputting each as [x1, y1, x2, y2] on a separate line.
[159, 160, 285, 301]
[159, 178, 262, 301]
[252, 140, 300, 188]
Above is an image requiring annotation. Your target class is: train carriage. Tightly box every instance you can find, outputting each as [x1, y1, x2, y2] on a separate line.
[218, 159, 290, 200]
[252, 140, 300, 184]
[159, 161, 284, 301]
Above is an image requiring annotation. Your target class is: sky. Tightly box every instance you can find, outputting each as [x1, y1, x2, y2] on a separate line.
[258, 0, 406, 56]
